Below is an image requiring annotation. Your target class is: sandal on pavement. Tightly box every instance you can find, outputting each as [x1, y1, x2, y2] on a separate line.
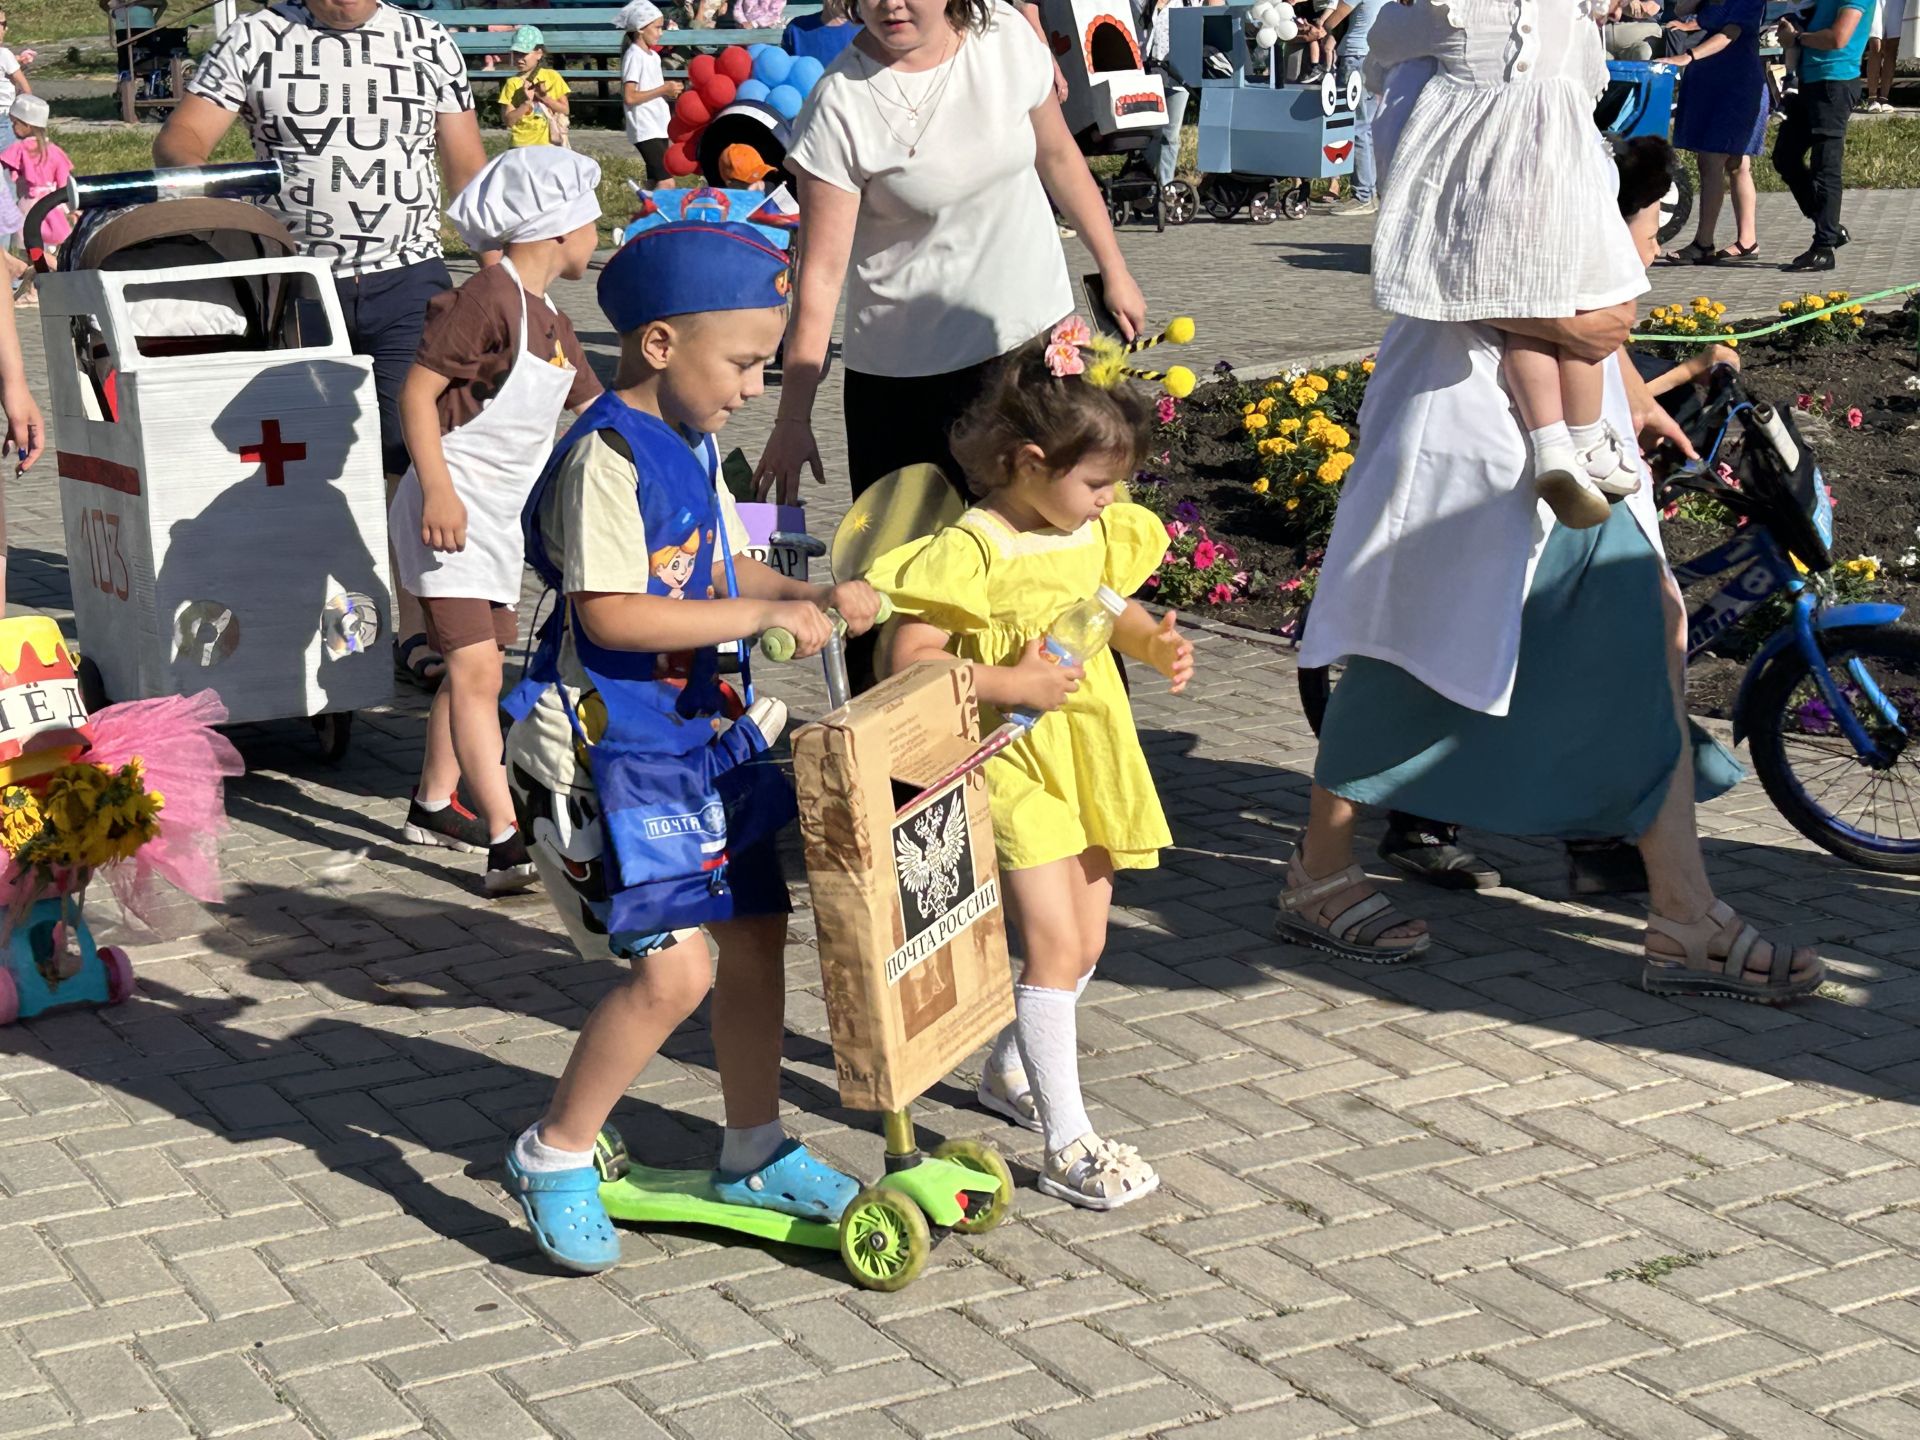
[504, 1152, 621, 1274]
[1714, 241, 1760, 262]
[711, 1138, 861, 1223]
[1378, 821, 1502, 891]
[395, 632, 445, 691]
[976, 1069, 1043, 1133]
[1657, 239, 1714, 266]
[1641, 899, 1823, 1004]
[1275, 852, 1431, 963]
[1039, 1133, 1160, 1211]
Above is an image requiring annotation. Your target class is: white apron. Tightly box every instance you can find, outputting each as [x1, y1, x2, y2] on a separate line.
[1299, 318, 1663, 717]
[390, 260, 579, 605]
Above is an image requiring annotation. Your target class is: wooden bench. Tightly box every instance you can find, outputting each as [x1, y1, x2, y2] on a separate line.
[412, 3, 818, 96]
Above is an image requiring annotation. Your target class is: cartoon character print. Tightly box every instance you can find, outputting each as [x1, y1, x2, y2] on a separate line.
[681, 186, 733, 225]
[649, 507, 706, 599]
[510, 761, 612, 938]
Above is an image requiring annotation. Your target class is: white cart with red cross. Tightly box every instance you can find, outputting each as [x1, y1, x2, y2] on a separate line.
[36, 182, 393, 761]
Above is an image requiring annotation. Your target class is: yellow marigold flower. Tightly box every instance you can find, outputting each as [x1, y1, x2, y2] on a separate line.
[1258, 396, 1276, 413]
[1308, 374, 1329, 392]
[1680, 318, 1697, 332]
[1325, 425, 1352, 450]
[1285, 497, 1299, 511]
[1827, 290, 1847, 302]
[1816, 313, 1833, 324]
[1316, 460, 1343, 484]
[1244, 412, 1269, 431]
[1265, 379, 1285, 392]
[1853, 316, 1865, 327]
[1780, 301, 1797, 313]
[1278, 417, 1301, 435]
[1361, 359, 1375, 373]
[1726, 337, 1738, 348]
[1334, 369, 1349, 381]
[1711, 302, 1726, 316]
[1252, 477, 1270, 495]
[1651, 307, 1667, 321]
[1848, 304, 1863, 316]
[1242, 402, 1256, 415]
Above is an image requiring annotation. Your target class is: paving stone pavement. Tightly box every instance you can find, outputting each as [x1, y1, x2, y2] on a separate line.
[3, 189, 1920, 1440]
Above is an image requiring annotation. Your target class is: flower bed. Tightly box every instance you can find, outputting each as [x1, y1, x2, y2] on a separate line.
[1138, 298, 1920, 711]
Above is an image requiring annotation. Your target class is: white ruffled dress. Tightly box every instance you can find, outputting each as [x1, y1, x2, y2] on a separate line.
[1365, 0, 1648, 321]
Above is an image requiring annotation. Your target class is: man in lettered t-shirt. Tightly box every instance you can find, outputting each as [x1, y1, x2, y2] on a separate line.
[154, 0, 490, 685]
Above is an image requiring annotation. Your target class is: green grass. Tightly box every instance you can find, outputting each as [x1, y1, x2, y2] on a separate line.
[8, 0, 117, 45]
[1606, 1252, 1714, 1285]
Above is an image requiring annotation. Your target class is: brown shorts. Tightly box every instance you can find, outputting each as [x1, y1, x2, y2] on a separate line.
[419, 596, 518, 655]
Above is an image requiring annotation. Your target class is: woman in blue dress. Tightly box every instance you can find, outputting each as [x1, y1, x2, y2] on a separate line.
[1660, 0, 1770, 264]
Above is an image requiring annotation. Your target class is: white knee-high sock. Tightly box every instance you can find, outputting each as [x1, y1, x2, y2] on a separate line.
[1013, 983, 1091, 1154]
[987, 971, 1092, 1086]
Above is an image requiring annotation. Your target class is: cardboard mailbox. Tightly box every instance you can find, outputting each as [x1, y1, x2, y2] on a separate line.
[792, 657, 1014, 1113]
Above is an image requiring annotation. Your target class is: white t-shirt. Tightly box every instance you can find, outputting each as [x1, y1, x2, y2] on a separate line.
[0, 51, 20, 117]
[785, 11, 1073, 377]
[622, 43, 670, 143]
[189, 1, 473, 277]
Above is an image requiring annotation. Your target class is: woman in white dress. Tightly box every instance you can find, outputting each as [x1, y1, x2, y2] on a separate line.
[1367, 0, 1648, 528]
[1279, 3, 1826, 1003]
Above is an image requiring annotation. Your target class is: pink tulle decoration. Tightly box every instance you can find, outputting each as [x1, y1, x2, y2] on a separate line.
[82, 691, 243, 922]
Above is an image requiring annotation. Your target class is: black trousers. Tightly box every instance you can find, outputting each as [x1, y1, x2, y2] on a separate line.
[841, 358, 1001, 690]
[1773, 79, 1857, 248]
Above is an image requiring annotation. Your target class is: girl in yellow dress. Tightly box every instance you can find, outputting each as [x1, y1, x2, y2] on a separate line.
[866, 325, 1195, 1211]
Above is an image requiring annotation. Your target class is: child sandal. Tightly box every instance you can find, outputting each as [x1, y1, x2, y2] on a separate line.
[1642, 900, 1824, 1004]
[976, 1069, 1043, 1132]
[710, 1139, 861, 1223]
[1275, 852, 1431, 963]
[504, 1153, 621, 1274]
[1039, 1134, 1159, 1211]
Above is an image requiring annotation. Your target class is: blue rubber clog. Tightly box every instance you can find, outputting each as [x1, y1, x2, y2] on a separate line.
[710, 1139, 861, 1223]
[504, 1152, 622, 1274]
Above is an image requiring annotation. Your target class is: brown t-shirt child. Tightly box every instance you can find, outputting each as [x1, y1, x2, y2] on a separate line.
[413, 262, 602, 434]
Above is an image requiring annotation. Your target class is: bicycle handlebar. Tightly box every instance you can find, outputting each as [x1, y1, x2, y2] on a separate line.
[760, 592, 895, 663]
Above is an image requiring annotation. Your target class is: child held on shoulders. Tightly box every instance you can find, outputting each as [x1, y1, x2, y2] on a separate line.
[866, 321, 1195, 1212]
[389, 148, 604, 895]
[498, 190, 880, 1273]
[1365, 0, 1648, 531]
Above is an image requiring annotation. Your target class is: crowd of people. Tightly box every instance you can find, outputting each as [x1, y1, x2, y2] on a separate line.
[0, 0, 1882, 1275]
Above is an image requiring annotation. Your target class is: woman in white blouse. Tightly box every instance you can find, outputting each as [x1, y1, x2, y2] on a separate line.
[753, 0, 1147, 528]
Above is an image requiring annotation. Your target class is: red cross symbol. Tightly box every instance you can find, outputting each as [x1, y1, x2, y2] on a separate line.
[239, 420, 307, 487]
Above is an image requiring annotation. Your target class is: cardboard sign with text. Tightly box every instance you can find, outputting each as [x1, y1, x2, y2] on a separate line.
[792, 657, 1014, 1112]
[732, 501, 812, 583]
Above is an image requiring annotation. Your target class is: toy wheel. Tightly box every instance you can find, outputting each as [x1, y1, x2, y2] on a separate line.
[0, 966, 16, 1025]
[839, 1186, 930, 1291]
[1162, 180, 1198, 226]
[1280, 182, 1311, 221]
[1249, 187, 1279, 225]
[592, 1126, 631, 1182]
[312, 712, 352, 763]
[77, 656, 107, 715]
[931, 1138, 1014, 1234]
[101, 946, 135, 1005]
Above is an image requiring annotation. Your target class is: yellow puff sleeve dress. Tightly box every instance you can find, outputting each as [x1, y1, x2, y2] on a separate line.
[865, 502, 1173, 873]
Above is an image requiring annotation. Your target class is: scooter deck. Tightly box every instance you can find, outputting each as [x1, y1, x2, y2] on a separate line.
[598, 1165, 841, 1251]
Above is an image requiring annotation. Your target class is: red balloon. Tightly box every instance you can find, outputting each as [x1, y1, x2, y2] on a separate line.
[674, 89, 712, 128]
[668, 110, 697, 141]
[664, 141, 699, 177]
[698, 73, 736, 110]
[687, 53, 717, 87]
[718, 45, 753, 83]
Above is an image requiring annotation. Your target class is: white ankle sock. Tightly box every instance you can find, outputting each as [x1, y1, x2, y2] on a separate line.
[490, 827, 516, 846]
[417, 793, 451, 813]
[1013, 983, 1091, 1154]
[513, 1124, 593, 1174]
[1527, 421, 1573, 462]
[719, 1120, 786, 1175]
[1568, 420, 1608, 452]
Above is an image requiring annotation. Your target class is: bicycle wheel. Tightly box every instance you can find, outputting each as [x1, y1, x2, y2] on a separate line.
[1745, 624, 1920, 872]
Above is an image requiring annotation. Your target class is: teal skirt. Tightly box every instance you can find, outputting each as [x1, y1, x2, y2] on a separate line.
[1314, 508, 1743, 841]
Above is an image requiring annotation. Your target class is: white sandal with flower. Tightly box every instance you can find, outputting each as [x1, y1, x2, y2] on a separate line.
[1039, 1133, 1159, 1211]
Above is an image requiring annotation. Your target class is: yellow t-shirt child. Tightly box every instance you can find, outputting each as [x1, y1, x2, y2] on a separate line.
[499, 68, 571, 147]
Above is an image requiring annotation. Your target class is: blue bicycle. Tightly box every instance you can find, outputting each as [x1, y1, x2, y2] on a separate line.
[1299, 366, 1920, 872]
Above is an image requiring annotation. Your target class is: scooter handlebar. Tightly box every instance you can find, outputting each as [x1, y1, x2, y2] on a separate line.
[760, 593, 894, 662]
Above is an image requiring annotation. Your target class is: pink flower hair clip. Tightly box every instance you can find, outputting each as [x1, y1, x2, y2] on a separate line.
[1045, 316, 1091, 378]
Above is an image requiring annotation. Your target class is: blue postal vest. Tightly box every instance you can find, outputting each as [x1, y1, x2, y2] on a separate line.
[507, 393, 796, 935]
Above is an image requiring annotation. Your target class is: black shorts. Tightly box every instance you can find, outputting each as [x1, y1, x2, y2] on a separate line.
[635, 138, 671, 186]
[334, 257, 453, 477]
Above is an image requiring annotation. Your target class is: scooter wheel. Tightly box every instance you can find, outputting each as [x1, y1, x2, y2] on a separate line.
[592, 1126, 631, 1182]
[0, 966, 17, 1025]
[931, 1138, 1014, 1234]
[101, 946, 136, 1005]
[839, 1186, 930, 1292]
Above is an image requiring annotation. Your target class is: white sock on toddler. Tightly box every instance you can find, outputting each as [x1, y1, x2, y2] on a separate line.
[512, 1124, 594, 1174]
[1568, 420, 1609, 455]
[1013, 982, 1093, 1154]
[986, 970, 1091, 1091]
[1527, 421, 1574, 470]
[719, 1120, 786, 1175]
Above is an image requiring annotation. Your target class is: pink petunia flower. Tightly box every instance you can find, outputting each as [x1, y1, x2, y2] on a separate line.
[1796, 394, 1812, 410]
[1280, 576, 1303, 592]
[1156, 395, 1178, 426]
[1165, 520, 1188, 540]
[1847, 407, 1864, 429]
[1192, 539, 1219, 570]
[1207, 583, 1235, 605]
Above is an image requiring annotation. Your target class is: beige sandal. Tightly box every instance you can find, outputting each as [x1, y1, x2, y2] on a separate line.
[1275, 852, 1430, 963]
[1642, 900, 1823, 1004]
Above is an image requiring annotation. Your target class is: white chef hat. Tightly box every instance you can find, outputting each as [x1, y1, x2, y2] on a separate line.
[615, 0, 664, 31]
[448, 147, 604, 253]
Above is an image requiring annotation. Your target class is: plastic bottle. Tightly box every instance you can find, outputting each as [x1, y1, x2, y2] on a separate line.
[1012, 586, 1127, 726]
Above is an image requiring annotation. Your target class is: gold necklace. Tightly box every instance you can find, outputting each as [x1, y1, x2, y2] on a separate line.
[861, 32, 960, 157]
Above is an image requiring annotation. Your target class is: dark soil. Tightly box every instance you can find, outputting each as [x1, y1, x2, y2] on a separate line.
[1151, 310, 1920, 714]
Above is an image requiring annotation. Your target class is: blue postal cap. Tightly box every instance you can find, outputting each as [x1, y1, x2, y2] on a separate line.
[599, 186, 793, 332]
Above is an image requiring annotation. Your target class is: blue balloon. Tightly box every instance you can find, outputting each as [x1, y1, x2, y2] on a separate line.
[786, 55, 824, 92]
[767, 83, 804, 119]
[735, 77, 770, 104]
[753, 47, 794, 86]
